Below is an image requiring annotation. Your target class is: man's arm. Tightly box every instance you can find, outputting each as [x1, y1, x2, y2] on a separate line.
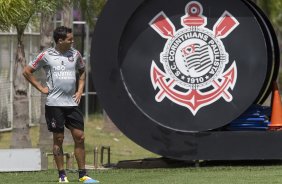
[23, 66, 48, 94]
[73, 68, 86, 104]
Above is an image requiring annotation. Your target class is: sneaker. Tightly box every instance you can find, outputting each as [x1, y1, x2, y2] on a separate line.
[58, 175, 69, 183]
[79, 176, 100, 183]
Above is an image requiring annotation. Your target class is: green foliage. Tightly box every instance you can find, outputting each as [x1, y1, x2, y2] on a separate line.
[73, 0, 107, 28]
[0, 0, 107, 33]
[258, 0, 282, 31]
[0, 0, 34, 31]
[34, 0, 57, 15]
[270, 0, 282, 32]
[0, 0, 57, 32]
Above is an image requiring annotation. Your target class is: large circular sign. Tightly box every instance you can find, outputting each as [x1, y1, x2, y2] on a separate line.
[91, 0, 279, 160]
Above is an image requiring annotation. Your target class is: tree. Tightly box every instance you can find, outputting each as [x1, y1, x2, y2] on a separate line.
[0, 0, 56, 148]
[257, 0, 282, 85]
[257, 0, 282, 49]
[74, 0, 106, 29]
[37, 2, 57, 151]
[62, 0, 73, 28]
[258, 0, 282, 27]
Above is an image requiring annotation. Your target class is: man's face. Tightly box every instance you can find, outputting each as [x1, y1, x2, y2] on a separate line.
[59, 33, 74, 50]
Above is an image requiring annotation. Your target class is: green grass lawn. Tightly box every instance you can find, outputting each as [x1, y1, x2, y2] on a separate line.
[1, 166, 282, 184]
[0, 114, 158, 167]
[1, 114, 282, 183]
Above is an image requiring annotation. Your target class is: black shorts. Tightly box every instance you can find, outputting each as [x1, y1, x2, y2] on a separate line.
[45, 105, 84, 133]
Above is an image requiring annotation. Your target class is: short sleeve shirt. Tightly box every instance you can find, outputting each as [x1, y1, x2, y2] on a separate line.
[29, 47, 85, 106]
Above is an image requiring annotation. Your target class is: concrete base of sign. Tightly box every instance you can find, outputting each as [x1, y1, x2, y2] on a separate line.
[184, 130, 282, 161]
[116, 157, 194, 169]
[0, 148, 41, 172]
[116, 131, 282, 168]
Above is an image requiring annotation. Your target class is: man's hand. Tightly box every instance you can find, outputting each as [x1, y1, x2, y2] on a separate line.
[74, 68, 86, 104]
[40, 86, 49, 94]
[73, 91, 83, 104]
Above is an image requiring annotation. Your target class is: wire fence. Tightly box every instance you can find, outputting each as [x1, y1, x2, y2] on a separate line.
[0, 70, 12, 130]
[0, 28, 43, 131]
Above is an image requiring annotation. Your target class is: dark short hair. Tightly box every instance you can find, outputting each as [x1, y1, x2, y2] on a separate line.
[53, 26, 72, 44]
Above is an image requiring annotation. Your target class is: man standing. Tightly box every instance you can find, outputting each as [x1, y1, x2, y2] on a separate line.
[23, 26, 99, 183]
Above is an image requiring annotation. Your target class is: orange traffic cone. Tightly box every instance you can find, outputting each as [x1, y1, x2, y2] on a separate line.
[269, 82, 282, 130]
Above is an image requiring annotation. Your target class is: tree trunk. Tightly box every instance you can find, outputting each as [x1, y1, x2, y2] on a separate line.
[37, 13, 53, 151]
[62, 0, 73, 28]
[10, 30, 32, 148]
[39, 13, 54, 51]
[62, 0, 74, 145]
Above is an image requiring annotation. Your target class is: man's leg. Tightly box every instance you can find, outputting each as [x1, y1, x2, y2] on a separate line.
[67, 106, 99, 183]
[53, 132, 69, 182]
[53, 132, 65, 170]
[69, 127, 99, 183]
[69, 127, 85, 169]
[45, 106, 69, 182]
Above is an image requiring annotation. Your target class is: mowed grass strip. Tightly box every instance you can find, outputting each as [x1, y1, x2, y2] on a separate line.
[1, 166, 282, 184]
[1, 114, 282, 183]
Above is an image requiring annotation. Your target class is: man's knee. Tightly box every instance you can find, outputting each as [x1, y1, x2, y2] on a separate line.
[74, 134, 85, 144]
[71, 128, 85, 144]
[53, 145, 64, 156]
[54, 134, 64, 145]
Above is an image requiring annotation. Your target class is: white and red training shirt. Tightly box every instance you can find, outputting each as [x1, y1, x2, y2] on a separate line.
[29, 47, 85, 106]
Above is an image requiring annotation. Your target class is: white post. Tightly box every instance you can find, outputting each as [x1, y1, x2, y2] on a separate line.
[9, 29, 14, 131]
[85, 23, 90, 124]
[28, 27, 32, 126]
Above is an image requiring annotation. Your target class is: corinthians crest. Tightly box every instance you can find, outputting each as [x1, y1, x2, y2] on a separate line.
[149, 1, 239, 115]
